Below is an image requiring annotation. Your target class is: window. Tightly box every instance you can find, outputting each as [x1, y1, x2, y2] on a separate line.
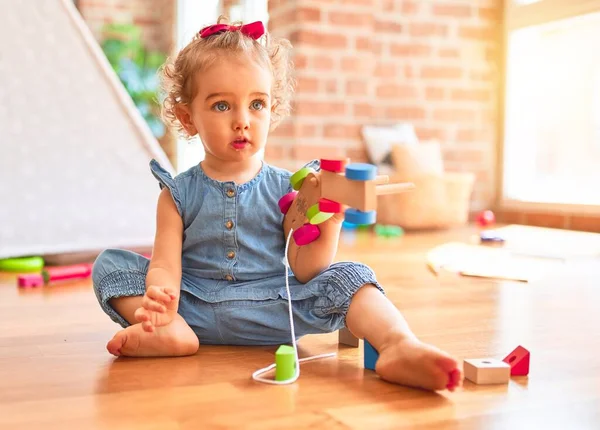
[501, 1, 600, 210]
[175, 0, 218, 172]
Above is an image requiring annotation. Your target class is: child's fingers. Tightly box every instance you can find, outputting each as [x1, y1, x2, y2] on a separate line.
[134, 307, 151, 323]
[141, 295, 167, 313]
[146, 286, 173, 304]
[142, 320, 155, 332]
[162, 287, 177, 300]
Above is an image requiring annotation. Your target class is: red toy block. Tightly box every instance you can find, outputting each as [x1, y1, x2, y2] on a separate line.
[293, 223, 321, 246]
[318, 198, 342, 213]
[503, 345, 530, 376]
[320, 159, 345, 173]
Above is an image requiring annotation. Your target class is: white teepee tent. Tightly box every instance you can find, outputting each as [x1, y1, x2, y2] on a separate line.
[0, 0, 173, 259]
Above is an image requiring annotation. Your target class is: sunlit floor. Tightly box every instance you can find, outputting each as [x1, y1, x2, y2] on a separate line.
[1, 226, 599, 429]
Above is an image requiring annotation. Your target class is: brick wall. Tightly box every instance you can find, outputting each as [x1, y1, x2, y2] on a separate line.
[266, 0, 501, 212]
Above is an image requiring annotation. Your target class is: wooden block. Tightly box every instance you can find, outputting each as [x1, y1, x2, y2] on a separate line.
[338, 327, 359, 347]
[503, 345, 530, 376]
[364, 339, 378, 370]
[463, 358, 510, 384]
[320, 170, 377, 212]
[275, 345, 296, 381]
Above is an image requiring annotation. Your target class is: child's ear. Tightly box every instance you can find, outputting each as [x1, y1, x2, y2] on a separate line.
[174, 104, 198, 136]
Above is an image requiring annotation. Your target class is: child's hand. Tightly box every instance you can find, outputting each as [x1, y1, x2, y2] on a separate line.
[134, 286, 178, 332]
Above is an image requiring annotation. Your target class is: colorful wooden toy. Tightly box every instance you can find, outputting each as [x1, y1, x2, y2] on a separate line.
[503, 345, 530, 376]
[364, 339, 379, 371]
[17, 263, 93, 288]
[463, 358, 510, 384]
[280, 158, 414, 248]
[279, 158, 413, 371]
[275, 345, 296, 381]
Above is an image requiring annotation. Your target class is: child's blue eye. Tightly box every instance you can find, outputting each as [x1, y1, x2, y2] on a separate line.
[251, 100, 265, 111]
[212, 102, 229, 112]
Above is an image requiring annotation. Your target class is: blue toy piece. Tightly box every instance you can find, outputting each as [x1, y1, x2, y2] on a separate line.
[342, 220, 358, 230]
[364, 339, 379, 370]
[480, 230, 505, 244]
[345, 163, 377, 181]
[345, 208, 376, 225]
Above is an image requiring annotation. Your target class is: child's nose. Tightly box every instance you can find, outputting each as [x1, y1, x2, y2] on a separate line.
[233, 112, 250, 130]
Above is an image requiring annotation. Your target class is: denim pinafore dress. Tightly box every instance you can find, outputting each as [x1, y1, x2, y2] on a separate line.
[92, 159, 382, 345]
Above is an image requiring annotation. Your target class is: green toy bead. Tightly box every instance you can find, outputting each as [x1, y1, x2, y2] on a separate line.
[374, 224, 404, 237]
[275, 345, 296, 381]
[290, 167, 316, 191]
[0, 256, 44, 273]
[306, 204, 334, 225]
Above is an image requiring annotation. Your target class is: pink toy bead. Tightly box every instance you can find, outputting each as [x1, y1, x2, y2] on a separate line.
[45, 264, 92, 282]
[318, 198, 342, 213]
[476, 210, 495, 227]
[18, 274, 44, 288]
[293, 224, 321, 246]
[320, 159, 345, 173]
[278, 191, 298, 214]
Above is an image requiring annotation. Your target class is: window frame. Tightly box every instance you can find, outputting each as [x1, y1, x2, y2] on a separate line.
[497, 0, 600, 215]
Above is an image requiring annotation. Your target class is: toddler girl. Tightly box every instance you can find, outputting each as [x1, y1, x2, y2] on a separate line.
[92, 17, 462, 392]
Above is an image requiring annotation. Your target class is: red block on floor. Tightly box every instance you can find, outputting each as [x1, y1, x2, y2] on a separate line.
[503, 345, 530, 376]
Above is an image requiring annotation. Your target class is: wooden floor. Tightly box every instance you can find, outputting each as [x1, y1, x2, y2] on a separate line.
[1, 225, 600, 429]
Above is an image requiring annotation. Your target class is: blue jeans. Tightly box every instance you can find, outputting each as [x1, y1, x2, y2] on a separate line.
[92, 249, 383, 346]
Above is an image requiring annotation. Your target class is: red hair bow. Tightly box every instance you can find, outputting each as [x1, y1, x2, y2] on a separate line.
[199, 21, 265, 40]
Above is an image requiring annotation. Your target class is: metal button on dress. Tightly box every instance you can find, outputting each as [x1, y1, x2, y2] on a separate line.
[227, 251, 235, 259]
[225, 220, 234, 229]
[226, 188, 235, 197]
[225, 275, 233, 281]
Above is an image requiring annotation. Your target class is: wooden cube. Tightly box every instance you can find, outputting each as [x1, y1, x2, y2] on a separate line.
[463, 358, 510, 384]
[338, 327, 359, 347]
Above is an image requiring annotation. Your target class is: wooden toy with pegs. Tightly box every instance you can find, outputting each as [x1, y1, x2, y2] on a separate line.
[280, 158, 414, 248]
[279, 159, 414, 374]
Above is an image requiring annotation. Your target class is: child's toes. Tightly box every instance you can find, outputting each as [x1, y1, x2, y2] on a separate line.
[107, 330, 127, 356]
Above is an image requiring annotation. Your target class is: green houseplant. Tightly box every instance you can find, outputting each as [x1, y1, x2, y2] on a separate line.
[100, 23, 167, 138]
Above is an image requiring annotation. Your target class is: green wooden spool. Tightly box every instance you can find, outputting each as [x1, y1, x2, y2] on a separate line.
[275, 345, 296, 381]
[0, 256, 44, 273]
[290, 167, 315, 191]
[306, 204, 334, 225]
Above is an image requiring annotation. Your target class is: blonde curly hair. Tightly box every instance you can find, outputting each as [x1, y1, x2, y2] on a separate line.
[159, 16, 295, 137]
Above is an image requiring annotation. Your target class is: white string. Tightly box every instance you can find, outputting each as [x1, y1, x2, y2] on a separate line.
[252, 228, 336, 384]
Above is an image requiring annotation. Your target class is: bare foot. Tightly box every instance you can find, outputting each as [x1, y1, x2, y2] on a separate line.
[106, 313, 199, 357]
[375, 336, 463, 392]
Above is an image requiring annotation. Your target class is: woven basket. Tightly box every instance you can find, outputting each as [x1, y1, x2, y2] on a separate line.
[376, 172, 475, 230]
